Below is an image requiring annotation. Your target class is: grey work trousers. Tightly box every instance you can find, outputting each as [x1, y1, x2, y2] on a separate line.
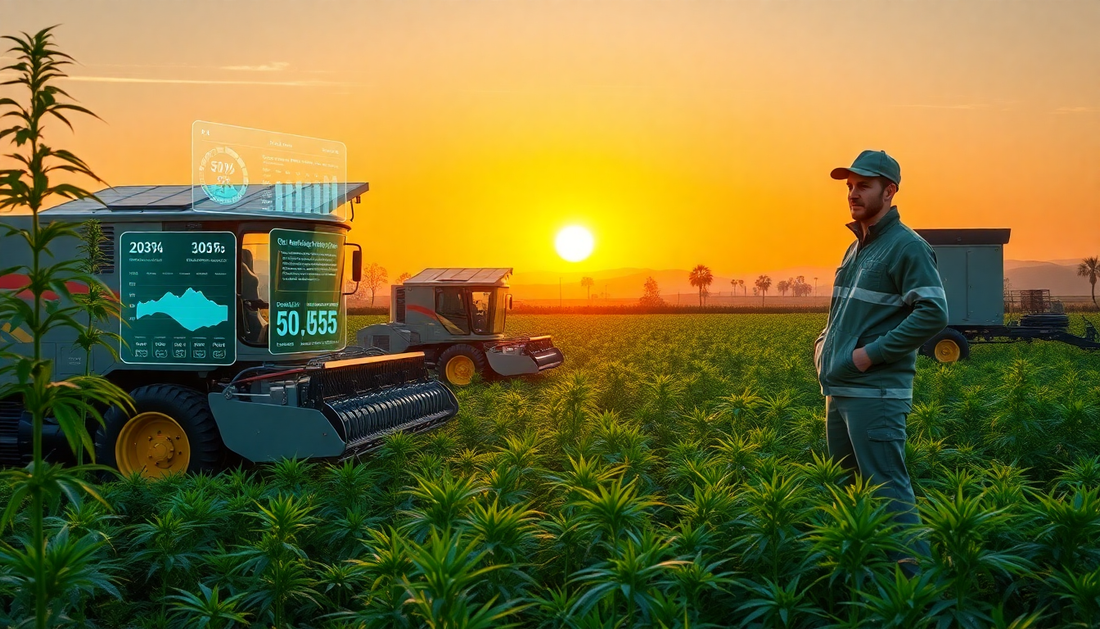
[825, 395, 930, 558]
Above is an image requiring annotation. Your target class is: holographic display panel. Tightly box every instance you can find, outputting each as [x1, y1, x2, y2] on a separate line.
[120, 231, 237, 366]
[268, 228, 346, 355]
[192, 121, 348, 219]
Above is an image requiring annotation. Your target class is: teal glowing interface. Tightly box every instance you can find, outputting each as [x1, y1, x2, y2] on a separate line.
[120, 231, 237, 366]
[192, 121, 348, 219]
[268, 229, 345, 355]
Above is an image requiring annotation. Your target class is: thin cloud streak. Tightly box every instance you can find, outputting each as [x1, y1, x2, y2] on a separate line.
[897, 103, 988, 110]
[56, 75, 351, 87]
[84, 62, 338, 74]
[221, 61, 290, 72]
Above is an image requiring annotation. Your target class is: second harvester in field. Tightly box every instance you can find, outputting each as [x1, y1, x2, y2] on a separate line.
[358, 268, 564, 386]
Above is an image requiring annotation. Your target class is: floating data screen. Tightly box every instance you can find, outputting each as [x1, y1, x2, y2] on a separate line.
[192, 121, 348, 219]
[268, 229, 346, 355]
[120, 232, 237, 366]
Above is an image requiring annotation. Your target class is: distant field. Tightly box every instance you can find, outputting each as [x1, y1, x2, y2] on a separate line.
[353, 296, 1099, 316]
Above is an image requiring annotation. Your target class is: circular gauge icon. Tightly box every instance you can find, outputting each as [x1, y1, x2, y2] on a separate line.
[199, 146, 249, 205]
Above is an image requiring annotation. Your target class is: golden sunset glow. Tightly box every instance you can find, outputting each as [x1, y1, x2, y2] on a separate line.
[5, 1, 1099, 283]
[555, 226, 594, 263]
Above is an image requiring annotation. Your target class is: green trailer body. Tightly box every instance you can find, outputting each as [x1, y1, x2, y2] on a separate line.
[357, 268, 564, 386]
[921, 229, 1008, 327]
[915, 228, 1099, 362]
[0, 185, 458, 476]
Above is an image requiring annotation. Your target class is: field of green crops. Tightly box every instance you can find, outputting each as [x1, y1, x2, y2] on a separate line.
[4, 314, 1100, 628]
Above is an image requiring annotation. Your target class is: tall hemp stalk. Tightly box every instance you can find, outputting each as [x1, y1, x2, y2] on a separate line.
[74, 219, 121, 467]
[0, 27, 132, 628]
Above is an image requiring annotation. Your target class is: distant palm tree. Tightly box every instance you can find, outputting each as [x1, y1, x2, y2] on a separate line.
[689, 265, 714, 306]
[777, 280, 790, 297]
[581, 276, 595, 300]
[755, 275, 772, 306]
[1079, 256, 1100, 309]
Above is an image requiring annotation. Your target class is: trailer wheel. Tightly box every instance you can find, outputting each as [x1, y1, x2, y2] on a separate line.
[437, 344, 487, 386]
[924, 329, 970, 363]
[95, 384, 225, 479]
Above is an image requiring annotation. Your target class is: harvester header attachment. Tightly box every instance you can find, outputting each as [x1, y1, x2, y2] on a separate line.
[211, 350, 458, 462]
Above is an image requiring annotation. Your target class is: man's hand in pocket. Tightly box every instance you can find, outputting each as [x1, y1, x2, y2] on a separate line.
[852, 347, 872, 372]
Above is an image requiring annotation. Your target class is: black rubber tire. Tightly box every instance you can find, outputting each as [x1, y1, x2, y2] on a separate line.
[95, 384, 226, 475]
[436, 344, 488, 387]
[921, 328, 970, 363]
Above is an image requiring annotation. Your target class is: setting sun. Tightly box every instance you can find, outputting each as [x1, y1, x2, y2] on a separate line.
[555, 226, 594, 262]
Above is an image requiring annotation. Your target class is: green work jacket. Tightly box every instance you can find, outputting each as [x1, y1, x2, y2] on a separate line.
[814, 206, 949, 399]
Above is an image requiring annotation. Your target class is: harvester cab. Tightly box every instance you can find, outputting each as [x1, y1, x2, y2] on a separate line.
[0, 184, 458, 478]
[357, 268, 564, 386]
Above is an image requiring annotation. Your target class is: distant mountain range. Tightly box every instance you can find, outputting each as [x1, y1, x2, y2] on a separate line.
[376, 259, 1095, 301]
[1004, 259, 1092, 296]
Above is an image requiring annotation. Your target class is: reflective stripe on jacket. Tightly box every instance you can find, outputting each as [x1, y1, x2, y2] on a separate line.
[814, 206, 948, 399]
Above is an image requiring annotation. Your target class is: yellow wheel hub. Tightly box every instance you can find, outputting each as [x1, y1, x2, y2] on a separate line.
[115, 411, 190, 478]
[934, 338, 961, 363]
[445, 355, 476, 386]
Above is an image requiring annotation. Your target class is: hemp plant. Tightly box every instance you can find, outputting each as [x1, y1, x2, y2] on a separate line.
[0, 27, 132, 628]
[74, 219, 122, 466]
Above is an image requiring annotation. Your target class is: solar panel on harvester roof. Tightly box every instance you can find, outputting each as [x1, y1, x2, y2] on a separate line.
[110, 187, 191, 208]
[404, 268, 513, 285]
[44, 182, 370, 215]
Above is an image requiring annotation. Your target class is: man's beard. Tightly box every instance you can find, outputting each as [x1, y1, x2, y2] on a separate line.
[850, 195, 885, 221]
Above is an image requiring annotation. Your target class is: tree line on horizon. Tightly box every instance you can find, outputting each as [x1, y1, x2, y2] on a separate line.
[636, 265, 813, 308]
[349, 256, 1100, 311]
[621, 256, 1100, 310]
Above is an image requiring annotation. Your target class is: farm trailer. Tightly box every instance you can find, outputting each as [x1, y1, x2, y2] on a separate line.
[357, 268, 564, 386]
[914, 228, 1100, 362]
[0, 184, 458, 478]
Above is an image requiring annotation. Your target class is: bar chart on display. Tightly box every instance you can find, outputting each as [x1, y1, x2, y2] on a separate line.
[192, 121, 349, 219]
[273, 178, 342, 214]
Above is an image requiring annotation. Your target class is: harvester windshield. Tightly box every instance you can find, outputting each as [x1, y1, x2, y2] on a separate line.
[435, 286, 507, 335]
[240, 233, 271, 345]
[470, 288, 507, 335]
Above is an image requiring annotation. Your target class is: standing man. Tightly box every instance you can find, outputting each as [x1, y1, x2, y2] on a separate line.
[814, 150, 947, 563]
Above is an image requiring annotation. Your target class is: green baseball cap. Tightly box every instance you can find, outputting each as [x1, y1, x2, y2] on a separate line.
[830, 149, 901, 187]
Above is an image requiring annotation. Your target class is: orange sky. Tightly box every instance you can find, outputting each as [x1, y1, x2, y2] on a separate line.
[5, 0, 1100, 277]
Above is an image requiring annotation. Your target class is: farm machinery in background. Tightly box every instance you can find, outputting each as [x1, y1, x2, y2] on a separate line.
[357, 268, 565, 386]
[0, 184, 458, 478]
[915, 228, 1100, 362]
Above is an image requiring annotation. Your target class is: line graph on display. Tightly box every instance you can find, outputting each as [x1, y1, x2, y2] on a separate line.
[135, 287, 229, 332]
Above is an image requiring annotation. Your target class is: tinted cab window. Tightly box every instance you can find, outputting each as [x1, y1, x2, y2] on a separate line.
[435, 287, 469, 334]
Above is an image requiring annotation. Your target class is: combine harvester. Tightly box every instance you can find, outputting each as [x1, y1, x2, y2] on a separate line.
[915, 228, 1100, 362]
[0, 184, 458, 477]
[358, 268, 565, 386]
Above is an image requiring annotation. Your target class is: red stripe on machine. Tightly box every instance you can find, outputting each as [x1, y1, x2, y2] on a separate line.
[0, 273, 118, 300]
[407, 304, 438, 320]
